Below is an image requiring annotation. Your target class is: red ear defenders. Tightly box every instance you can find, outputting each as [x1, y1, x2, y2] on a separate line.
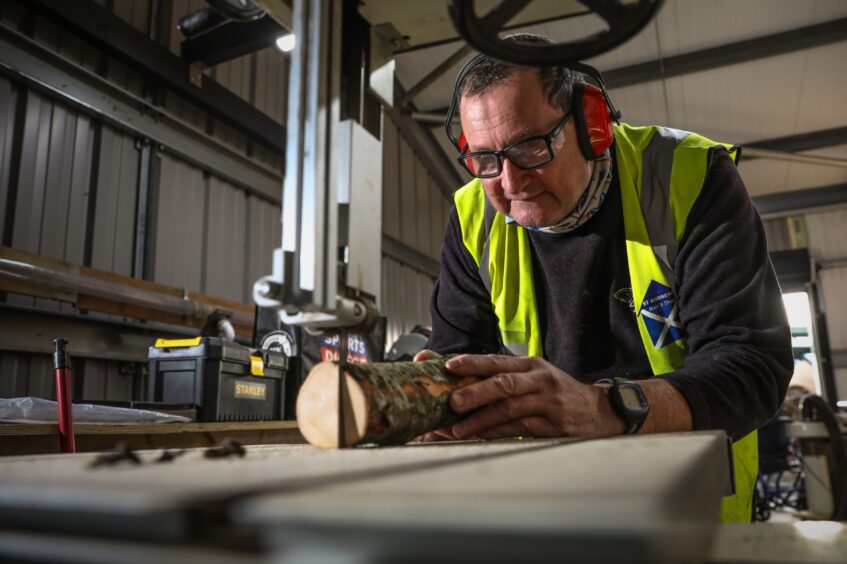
[572, 82, 616, 160]
[444, 55, 621, 163]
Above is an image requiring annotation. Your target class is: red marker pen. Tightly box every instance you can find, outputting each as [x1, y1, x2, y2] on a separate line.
[53, 338, 76, 453]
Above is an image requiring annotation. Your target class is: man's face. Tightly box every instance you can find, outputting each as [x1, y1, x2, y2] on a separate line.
[459, 69, 592, 228]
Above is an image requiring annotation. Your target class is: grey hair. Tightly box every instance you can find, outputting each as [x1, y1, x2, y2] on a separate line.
[458, 33, 584, 113]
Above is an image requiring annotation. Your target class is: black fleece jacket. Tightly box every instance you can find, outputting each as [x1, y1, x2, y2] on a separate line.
[426, 150, 793, 440]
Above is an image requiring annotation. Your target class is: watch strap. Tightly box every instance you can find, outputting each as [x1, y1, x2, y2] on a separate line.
[606, 377, 648, 435]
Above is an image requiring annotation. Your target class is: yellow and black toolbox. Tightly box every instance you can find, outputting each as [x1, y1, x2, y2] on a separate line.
[147, 337, 287, 422]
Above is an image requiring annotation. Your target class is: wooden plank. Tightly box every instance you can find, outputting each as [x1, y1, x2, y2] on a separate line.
[74, 294, 203, 332]
[0, 277, 76, 303]
[1, 244, 80, 274]
[707, 522, 847, 563]
[0, 421, 304, 456]
[0, 440, 555, 547]
[238, 433, 730, 564]
[187, 292, 254, 316]
[0, 434, 729, 562]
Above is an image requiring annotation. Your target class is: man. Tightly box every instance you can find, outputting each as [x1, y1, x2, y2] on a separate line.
[417, 35, 793, 523]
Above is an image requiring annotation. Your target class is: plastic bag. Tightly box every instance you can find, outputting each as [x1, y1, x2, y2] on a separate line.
[0, 397, 191, 424]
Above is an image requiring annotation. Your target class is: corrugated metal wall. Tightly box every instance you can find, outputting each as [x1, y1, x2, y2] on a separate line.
[0, 353, 53, 399]
[0, 0, 285, 401]
[381, 116, 452, 350]
[2, 86, 95, 315]
[0, 0, 452, 401]
[0, 1, 286, 298]
[92, 126, 139, 277]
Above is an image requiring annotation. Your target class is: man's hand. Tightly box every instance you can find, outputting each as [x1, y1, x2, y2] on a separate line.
[442, 354, 626, 440]
[413, 349, 441, 362]
[414, 349, 464, 442]
[411, 349, 458, 441]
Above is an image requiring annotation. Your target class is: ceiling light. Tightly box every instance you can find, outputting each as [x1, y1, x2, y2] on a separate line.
[276, 34, 295, 53]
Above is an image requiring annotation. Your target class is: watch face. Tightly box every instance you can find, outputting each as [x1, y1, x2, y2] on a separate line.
[620, 386, 643, 411]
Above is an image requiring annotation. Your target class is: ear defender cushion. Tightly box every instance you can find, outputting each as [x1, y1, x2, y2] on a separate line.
[572, 83, 615, 160]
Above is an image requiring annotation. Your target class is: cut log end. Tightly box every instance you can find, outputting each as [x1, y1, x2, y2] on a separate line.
[296, 361, 369, 449]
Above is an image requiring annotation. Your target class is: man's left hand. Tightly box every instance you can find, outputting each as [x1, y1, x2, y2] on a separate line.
[442, 354, 625, 440]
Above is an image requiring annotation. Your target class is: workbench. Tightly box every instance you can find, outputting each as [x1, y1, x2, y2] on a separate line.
[1, 431, 843, 563]
[0, 421, 304, 456]
[0, 432, 728, 563]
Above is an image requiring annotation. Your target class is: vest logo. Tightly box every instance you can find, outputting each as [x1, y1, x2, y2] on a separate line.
[234, 380, 266, 400]
[639, 280, 685, 348]
[613, 287, 635, 313]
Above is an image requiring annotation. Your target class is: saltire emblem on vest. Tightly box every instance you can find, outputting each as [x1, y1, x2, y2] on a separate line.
[453, 123, 758, 524]
[640, 280, 685, 349]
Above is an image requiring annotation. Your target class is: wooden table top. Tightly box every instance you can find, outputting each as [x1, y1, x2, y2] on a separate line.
[0, 420, 304, 456]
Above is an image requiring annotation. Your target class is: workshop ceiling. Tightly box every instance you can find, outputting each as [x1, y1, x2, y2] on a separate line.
[360, 0, 588, 49]
[385, 0, 847, 202]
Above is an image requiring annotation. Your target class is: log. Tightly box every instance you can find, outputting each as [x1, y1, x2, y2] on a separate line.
[296, 357, 481, 448]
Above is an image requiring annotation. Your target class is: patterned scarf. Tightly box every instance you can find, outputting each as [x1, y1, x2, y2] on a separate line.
[505, 150, 613, 234]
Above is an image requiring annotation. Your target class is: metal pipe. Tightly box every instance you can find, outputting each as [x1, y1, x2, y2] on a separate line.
[817, 258, 847, 270]
[280, 295, 371, 330]
[411, 111, 453, 124]
[0, 257, 253, 328]
[53, 338, 76, 454]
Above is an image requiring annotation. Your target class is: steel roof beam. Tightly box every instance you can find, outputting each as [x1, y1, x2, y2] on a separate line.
[386, 85, 464, 201]
[25, 0, 286, 154]
[604, 16, 847, 89]
[753, 182, 847, 217]
[746, 126, 847, 154]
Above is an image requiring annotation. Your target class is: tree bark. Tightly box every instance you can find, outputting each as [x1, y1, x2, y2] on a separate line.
[296, 357, 481, 448]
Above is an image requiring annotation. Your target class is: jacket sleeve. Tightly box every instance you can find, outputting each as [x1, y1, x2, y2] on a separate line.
[426, 207, 502, 355]
[658, 150, 794, 441]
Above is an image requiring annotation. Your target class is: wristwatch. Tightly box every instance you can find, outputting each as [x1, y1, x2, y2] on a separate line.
[603, 377, 649, 434]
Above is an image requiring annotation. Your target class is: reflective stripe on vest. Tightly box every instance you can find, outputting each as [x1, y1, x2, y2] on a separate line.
[453, 123, 757, 523]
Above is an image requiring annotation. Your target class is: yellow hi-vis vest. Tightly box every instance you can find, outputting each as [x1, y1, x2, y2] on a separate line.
[453, 123, 757, 523]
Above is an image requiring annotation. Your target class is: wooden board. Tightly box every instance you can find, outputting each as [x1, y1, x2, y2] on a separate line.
[237, 432, 730, 564]
[0, 433, 731, 562]
[0, 440, 557, 542]
[0, 421, 304, 456]
[707, 522, 847, 563]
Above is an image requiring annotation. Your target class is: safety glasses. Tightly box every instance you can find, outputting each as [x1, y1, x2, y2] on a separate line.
[457, 111, 572, 178]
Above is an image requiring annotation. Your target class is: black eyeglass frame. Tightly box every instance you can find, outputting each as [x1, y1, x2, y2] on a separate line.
[457, 110, 572, 179]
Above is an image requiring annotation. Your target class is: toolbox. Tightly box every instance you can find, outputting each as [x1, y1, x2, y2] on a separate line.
[147, 337, 287, 422]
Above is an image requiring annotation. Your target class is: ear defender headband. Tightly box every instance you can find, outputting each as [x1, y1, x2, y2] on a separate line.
[444, 54, 621, 162]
